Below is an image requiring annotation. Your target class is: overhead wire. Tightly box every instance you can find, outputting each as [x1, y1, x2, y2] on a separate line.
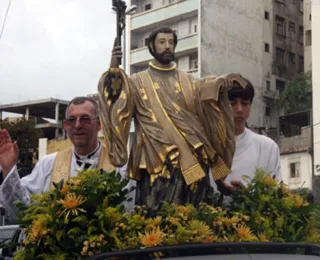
[0, 0, 12, 43]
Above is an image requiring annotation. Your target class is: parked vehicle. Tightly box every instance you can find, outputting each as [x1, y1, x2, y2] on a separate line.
[0, 226, 24, 260]
[91, 242, 320, 260]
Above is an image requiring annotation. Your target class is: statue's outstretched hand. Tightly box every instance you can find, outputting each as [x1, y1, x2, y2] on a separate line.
[0, 129, 19, 179]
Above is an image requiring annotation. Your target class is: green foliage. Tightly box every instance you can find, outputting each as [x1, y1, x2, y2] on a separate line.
[229, 168, 320, 243]
[14, 169, 132, 259]
[0, 118, 43, 171]
[14, 169, 320, 259]
[277, 72, 312, 114]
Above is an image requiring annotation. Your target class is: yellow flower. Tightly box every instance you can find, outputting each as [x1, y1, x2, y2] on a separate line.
[167, 216, 180, 226]
[139, 226, 164, 247]
[235, 224, 257, 241]
[282, 195, 296, 209]
[29, 215, 51, 242]
[188, 220, 211, 237]
[258, 232, 269, 242]
[221, 216, 239, 226]
[57, 193, 86, 218]
[263, 176, 277, 188]
[176, 205, 192, 220]
[146, 216, 162, 228]
[294, 195, 309, 208]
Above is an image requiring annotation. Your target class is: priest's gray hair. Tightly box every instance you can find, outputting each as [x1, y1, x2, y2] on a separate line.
[65, 96, 99, 118]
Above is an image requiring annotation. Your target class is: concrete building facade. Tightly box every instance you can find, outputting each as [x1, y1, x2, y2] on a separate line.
[127, 0, 304, 131]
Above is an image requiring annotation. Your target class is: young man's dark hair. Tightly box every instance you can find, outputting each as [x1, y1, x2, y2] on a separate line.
[228, 77, 255, 103]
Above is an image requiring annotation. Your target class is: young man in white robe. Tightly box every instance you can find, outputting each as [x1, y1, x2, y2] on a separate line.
[225, 77, 282, 188]
[0, 97, 134, 224]
[211, 77, 282, 201]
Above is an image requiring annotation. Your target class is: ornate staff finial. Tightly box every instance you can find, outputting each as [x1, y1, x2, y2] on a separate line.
[112, 0, 127, 65]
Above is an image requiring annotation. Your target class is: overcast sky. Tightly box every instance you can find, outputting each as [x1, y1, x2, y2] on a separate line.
[0, 0, 117, 106]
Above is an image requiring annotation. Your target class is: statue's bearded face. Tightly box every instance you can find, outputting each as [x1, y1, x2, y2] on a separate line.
[150, 33, 175, 64]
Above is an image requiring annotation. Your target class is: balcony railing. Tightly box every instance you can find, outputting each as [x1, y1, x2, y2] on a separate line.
[131, 0, 198, 30]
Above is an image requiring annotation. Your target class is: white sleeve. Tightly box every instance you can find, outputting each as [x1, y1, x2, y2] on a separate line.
[116, 164, 136, 212]
[267, 143, 282, 182]
[0, 154, 55, 224]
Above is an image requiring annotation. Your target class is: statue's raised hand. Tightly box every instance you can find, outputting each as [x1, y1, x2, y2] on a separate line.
[110, 38, 122, 68]
[0, 129, 19, 178]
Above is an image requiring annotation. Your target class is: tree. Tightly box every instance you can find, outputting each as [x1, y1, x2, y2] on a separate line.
[0, 117, 43, 176]
[277, 71, 312, 114]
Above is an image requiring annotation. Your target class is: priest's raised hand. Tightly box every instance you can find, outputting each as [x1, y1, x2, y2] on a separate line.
[0, 129, 19, 179]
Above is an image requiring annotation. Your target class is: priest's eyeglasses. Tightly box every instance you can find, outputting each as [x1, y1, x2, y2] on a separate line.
[64, 116, 98, 125]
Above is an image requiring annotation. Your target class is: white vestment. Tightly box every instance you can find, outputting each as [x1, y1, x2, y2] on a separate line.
[225, 128, 282, 185]
[210, 128, 282, 200]
[0, 144, 135, 224]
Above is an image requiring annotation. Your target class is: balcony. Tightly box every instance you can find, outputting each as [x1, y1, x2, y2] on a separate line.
[263, 90, 277, 100]
[130, 33, 198, 66]
[131, 0, 198, 31]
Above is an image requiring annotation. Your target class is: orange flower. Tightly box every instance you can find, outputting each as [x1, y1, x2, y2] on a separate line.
[203, 235, 218, 243]
[57, 193, 86, 218]
[139, 227, 164, 247]
[58, 193, 86, 209]
[60, 185, 69, 196]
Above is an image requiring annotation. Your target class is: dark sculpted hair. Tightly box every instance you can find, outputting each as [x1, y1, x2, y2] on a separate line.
[65, 96, 99, 118]
[228, 76, 255, 103]
[147, 26, 178, 56]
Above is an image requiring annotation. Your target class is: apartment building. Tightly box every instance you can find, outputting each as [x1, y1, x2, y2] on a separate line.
[304, 0, 312, 72]
[126, 0, 304, 131]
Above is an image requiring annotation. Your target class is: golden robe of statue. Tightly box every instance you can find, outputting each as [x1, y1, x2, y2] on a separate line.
[98, 60, 246, 214]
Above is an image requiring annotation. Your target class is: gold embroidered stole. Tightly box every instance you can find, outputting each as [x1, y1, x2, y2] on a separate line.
[50, 145, 115, 189]
[177, 71, 197, 115]
[138, 70, 205, 185]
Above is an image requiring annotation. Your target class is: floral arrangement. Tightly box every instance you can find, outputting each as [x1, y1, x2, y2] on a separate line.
[13, 169, 320, 260]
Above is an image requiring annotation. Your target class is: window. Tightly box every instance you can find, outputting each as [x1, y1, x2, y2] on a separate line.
[190, 58, 198, 69]
[265, 107, 271, 117]
[193, 24, 197, 33]
[276, 47, 285, 66]
[169, 0, 175, 3]
[276, 16, 286, 37]
[276, 79, 285, 94]
[288, 22, 295, 39]
[299, 56, 304, 73]
[299, 26, 303, 44]
[264, 11, 269, 20]
[306, 30, 312, 46]
[266, 80, 271, 91]
[265, 43, 270, 52]
[276, 0, 286, 4]
[289, 162, 300, 178]
[145, 3, 151, 11]
[288, 52, 296, 65]
[144, 38, 148, 46]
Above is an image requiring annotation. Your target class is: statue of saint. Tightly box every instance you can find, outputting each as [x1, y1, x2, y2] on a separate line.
[98, 26, 246, 215]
